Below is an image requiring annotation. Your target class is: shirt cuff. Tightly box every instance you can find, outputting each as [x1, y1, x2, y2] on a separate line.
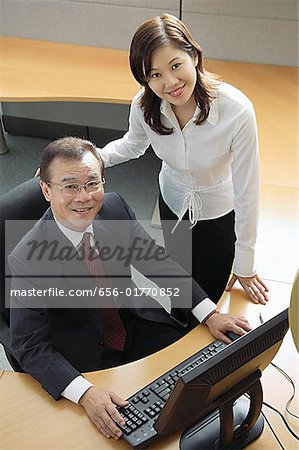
[233, 246, 256, 277]
[191, 298, 217, 323]
[61, 376, 93, 404]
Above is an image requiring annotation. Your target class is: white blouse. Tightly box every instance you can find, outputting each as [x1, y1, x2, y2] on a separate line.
[100, 82, 260, 277]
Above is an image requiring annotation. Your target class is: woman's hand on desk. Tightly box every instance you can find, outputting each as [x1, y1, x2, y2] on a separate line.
[79, 386, 129, 440]
[205, 313, 252, 345]
[226, 273, 269, 304]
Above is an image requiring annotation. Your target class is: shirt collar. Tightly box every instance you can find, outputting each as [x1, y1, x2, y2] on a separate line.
[160, 99, 171, 116]
[160, 100, 178, 126]
[54, 217, 94, 249]
[206, 92, 219, 126]
[160, 90, 219, 127]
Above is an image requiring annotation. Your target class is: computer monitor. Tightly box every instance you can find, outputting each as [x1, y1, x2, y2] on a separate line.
[154, 308, 289, 449]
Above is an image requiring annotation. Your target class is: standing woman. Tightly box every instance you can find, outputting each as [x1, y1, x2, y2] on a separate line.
[100, 13, 269, 305]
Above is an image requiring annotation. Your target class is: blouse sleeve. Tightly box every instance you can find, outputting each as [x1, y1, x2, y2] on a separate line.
[99, 91, 151, 168]
[231, 102, 260, 277]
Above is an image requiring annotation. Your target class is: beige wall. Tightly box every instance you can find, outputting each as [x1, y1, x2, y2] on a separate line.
[0, 1, 179, 50]
[0, 0, 297, 66]
[183, 0, 298, 66]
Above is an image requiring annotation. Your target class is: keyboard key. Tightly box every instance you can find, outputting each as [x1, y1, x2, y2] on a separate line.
[162, 392, 171, 401]
[157, 387, 171, 398]
[152, 383, 170, 395]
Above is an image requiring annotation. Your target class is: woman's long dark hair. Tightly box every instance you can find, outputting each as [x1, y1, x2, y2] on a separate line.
[130, 14, 218, 135]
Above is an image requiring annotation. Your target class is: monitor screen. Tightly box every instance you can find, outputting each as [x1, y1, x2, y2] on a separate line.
[154, 308, 289, 446]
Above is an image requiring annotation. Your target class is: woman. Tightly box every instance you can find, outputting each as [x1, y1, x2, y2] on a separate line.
[100, 13, 268, 305]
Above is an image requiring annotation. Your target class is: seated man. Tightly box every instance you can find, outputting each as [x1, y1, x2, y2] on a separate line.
[8, 137, 251, 440]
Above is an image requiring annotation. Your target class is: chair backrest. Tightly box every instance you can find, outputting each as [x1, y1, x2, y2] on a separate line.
[0, 177, 49, 369]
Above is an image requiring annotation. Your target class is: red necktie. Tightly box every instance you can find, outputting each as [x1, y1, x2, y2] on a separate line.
[80, 232, 127, 351]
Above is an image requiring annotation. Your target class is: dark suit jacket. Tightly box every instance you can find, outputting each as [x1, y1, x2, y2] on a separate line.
[9, 193, 208, 399]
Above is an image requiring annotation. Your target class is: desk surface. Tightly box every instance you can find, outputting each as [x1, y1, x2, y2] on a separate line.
[0, 36, 296, 106]
[0, 36, 139, 104]
[1, 280, 298, 450]
[0, 36, 297, 188]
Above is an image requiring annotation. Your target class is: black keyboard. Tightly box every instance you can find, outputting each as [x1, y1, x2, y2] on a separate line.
[118, 335, 238, 448]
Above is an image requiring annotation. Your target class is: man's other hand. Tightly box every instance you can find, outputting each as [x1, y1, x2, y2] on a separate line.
[79, 386, 129, 439]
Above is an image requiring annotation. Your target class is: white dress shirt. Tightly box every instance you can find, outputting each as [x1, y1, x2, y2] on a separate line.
[54, 218, 215, 403]
[55, 220, 94, 402]
[100, 82, 260, 277]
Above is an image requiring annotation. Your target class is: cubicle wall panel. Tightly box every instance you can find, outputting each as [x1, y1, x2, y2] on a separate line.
[183, 0, 298, 20]
[2, 114, 129, 149]
[0, 0, 179, 49]
[67, 0, 179, 8]
[0, 0, 297, 64]
[2, 115, 88, 140]
[183, 10, 298, 66]
[1, 102, 130, 131]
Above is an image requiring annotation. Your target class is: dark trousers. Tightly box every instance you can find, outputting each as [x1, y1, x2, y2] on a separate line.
[100, 310, 187, 369]
[159, 194, 236, 303]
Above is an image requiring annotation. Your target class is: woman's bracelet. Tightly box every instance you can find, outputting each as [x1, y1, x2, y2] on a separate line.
[202, 309, 219, 324]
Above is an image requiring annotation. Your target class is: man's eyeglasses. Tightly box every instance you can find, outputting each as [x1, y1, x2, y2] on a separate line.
[46, 179, 106, 196]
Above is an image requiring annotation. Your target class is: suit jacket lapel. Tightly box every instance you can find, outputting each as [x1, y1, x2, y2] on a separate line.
[41, 209, 97, 307]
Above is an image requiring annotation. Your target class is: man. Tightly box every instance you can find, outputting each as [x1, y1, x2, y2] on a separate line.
[8, 137, 251, 440]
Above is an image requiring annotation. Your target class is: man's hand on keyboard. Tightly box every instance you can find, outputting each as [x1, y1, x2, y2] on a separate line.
[79, 386, 129, 440]
[205, 313, 252, 345]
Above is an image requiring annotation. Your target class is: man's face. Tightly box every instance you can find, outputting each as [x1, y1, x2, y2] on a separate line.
[40, 152, 105, 231]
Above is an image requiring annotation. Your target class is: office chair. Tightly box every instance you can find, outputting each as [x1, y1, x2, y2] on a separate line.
[0, 177, 48, 371]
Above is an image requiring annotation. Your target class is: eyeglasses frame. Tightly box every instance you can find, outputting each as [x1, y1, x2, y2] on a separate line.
[45, 178, 106, 196]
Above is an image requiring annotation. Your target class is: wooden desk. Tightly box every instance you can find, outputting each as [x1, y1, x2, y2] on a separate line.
[0, 36, 298, 188]
[1, 281, 298, 449]
[0, 36, 139, 154]
[0, 36, 139, 103]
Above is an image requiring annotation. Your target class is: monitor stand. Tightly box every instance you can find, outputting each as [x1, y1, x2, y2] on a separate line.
[180, 372, 264, 450]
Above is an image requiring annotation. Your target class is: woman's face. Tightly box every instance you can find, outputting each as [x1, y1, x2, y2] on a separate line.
[147, 45, 198, 108]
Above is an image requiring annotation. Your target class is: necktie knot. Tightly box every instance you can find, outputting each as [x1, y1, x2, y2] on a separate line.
[81, 231, 92, 249]
[80, 232, 97, 262]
